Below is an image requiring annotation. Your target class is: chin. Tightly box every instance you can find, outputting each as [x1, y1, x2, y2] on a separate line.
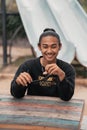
[46, 58, 55, 63]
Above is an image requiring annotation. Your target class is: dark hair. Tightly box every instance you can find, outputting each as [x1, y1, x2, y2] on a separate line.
[38, 28, 61, 45]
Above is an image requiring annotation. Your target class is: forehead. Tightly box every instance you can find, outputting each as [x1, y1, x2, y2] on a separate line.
[41, 36, 59, 43]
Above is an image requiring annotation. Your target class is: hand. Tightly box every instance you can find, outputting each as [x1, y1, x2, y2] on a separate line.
[45, 63, 65, 81]
[16, 72, 32, 87]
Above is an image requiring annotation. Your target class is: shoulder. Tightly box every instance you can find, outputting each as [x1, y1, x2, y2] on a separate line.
[23, 57, 40, 67]
[18, 57, 40, 70]
[14, 57, 41, 75]
[56, 59, 71, 66]
[24, 57, 39, 64]
[56, 59, 75, 73]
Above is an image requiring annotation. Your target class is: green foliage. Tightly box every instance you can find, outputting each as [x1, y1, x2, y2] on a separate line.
[0, 0, 87, 39]
[6, 15, 26, 39]
[78, 0, 87, 12]
[0, 15, 2, 37]
[72, 59, 87, 78]
[0, 14, 26, 39]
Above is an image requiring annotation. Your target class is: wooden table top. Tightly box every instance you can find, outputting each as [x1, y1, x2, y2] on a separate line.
[0, 95, 85, 130]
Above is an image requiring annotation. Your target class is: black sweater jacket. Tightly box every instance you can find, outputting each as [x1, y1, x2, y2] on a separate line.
[10, 57, 75, 101]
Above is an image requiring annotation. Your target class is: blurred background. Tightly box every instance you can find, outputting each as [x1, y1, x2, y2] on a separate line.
[0, 0, 87, 78]
[0, 1, 87, 127]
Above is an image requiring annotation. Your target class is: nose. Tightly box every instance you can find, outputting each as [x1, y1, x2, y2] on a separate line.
[47, 47, 52, 53]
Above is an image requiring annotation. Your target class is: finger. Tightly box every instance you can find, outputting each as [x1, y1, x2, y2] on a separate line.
[25, 72, 33, 83]
[21, 72, 32, 83]
[16, 77, 27, 86]
[45, 64, 55, 72]
[16, 72, 32, 86]
[27, 74, 33, 83]
[20, 75, 28, 86]
[48, 66, 56, 73]
[50, 68, 58, 75]
[43, 71, 48, 75]
[46, 65, 57, 74]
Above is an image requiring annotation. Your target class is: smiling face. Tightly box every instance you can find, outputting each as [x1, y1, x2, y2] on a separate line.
[38, 35, 61, 65]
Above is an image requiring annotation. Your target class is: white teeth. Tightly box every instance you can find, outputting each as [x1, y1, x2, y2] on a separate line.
[47, 55, 53, 58]
[47, 54, 52, 56]
[45, 54, 54, 58]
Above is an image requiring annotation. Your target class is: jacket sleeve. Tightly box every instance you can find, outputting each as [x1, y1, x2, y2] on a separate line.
[10, 80, 27, 98]
[57, 66, 75, 101]
[10, 63, 28, 98]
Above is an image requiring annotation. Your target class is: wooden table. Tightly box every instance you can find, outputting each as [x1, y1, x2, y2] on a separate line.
[0, 95, 84, 130]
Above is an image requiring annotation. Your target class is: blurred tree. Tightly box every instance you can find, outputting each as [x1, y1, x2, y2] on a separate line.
[0, 15, 2, 37]
[0, 0, 26, 38]
[78, 0, 87, 12]
[0, 0, 87, 38]
[6, 0, 18, 12]
[0, 0, 2, 37]
[6, 15, 26, 39]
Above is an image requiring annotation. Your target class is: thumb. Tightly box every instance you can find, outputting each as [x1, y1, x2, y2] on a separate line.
[43, 71, 48, 75]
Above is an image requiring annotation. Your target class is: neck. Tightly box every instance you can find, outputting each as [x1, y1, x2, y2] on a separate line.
[40, 57, 56, 67]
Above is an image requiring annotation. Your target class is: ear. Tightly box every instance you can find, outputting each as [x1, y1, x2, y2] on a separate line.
[59, 43, 62, 50]
[38, 43, 41, 51]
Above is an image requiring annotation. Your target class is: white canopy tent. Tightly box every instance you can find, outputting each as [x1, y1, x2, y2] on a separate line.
[16, 0, 87, 67]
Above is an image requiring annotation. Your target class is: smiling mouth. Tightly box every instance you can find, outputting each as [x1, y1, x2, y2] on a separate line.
[47, 55, 53, 58]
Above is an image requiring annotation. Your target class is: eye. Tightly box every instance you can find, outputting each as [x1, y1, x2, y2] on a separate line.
[42, 44, 48, 49]
[51, 44, 57, 48]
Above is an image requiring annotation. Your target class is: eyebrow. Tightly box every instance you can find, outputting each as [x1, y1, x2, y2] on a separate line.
[42, 42, 58, 45]
[42, 43, 58, 46]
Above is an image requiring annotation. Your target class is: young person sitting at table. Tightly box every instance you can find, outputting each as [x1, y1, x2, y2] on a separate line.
[10, 28, 75, 101]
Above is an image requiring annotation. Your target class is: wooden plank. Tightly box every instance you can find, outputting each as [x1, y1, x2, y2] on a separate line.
[0, 110, 81, 121]
[0, 97, 84, 113]
[0, 114, 79, 128]
[0, 101, 82, 113]
[0, 95, 84, 130]
[0, 124, 70, 130]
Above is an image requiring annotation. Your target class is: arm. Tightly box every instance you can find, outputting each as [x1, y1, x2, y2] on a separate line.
[45, 63, 75, 101]
[10, 79, 27, 98]
[58, 67, 75, 101]
[10, 63, 32, 98]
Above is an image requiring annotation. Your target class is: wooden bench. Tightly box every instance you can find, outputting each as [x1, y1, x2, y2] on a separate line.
[0, 95, 84, 130]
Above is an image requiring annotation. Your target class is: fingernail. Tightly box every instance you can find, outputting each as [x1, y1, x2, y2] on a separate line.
[43, 71, 48, 75]
[25, 84, 28, 86]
